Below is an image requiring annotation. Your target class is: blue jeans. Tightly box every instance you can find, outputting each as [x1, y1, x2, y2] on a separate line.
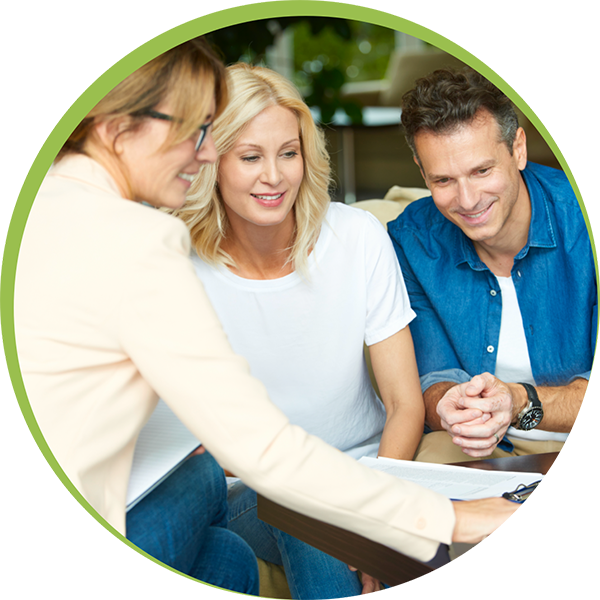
[126, 451, 259, 595]
[228, 481, 363, 600]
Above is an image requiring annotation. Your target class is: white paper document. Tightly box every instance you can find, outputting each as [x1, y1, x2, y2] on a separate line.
[126, 399, 201, 511]
[358, 456, 542, 500]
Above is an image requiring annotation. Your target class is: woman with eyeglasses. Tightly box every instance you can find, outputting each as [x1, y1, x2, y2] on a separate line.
[14, 37, 518, 597]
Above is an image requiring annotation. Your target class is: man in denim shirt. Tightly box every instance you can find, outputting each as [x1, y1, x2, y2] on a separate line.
[388, 68, 596, 462]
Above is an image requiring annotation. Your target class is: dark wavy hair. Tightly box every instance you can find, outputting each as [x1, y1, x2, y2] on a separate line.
[401, 67, 519, 165]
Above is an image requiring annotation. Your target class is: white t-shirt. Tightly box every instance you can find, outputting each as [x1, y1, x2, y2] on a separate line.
[495, 275, 568, 443]
[191, 202, 416, 459]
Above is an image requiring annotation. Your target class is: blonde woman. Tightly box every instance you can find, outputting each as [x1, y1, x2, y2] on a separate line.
[174, 63, 428, 598]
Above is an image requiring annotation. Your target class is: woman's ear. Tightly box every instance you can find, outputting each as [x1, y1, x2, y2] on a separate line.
[94, 117, 131, 155]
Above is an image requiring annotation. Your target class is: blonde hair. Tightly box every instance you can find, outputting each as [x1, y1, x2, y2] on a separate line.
[173, 63, 332, 275]
[57, 37, 227, 196]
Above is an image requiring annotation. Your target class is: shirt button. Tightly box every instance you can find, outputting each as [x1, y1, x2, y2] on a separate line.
[416, 517, 427, 530]
[487, 345, 495, 353]
[490, 290, 497, 296]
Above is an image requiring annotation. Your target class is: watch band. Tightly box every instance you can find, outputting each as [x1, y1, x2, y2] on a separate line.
[518, 382, 541, 407]
[515, 382, 544, 430]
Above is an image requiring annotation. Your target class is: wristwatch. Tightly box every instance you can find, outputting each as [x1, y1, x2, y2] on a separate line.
[514, 382, 544, 430]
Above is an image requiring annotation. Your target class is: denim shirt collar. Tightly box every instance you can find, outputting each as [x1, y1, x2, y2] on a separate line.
[454, 164, 557, 272]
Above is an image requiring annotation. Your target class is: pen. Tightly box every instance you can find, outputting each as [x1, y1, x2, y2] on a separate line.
[502, 480, 542, 503]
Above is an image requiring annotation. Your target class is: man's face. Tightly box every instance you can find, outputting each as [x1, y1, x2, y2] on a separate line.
[414, 110, 528, 249]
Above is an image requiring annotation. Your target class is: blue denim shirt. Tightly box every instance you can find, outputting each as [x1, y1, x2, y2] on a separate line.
[388, 162, 597, 394]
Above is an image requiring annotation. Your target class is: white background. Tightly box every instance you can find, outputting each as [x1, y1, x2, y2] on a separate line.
[512, 513, 600, 600]
[515, 0, 600, 92]
[0, 508, 85, 600]
[0, 0, 600, 600]
[0, 0, 85, 92]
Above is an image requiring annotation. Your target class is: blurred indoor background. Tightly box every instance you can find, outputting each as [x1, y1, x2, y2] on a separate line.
[207, 18, 559, 204]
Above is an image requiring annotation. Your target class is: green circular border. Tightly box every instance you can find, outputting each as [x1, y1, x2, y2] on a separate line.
[2, 0, 596, 600]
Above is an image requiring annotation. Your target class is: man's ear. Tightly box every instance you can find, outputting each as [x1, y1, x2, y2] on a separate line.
[513, 127, 528, 171]
[413, 155, 429, 188]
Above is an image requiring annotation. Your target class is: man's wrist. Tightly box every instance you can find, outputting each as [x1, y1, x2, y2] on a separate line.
[427, 381, 457, 430]
[507, 382, 529, 423]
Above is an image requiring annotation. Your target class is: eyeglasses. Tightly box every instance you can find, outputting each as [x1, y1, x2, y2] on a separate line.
[143, 109, 212, 151]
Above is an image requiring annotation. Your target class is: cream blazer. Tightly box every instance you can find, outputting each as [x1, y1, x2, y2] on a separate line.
[14, 155, 454, 561]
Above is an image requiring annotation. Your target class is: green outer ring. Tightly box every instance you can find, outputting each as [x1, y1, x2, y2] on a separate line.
[0, 0, 589, 598]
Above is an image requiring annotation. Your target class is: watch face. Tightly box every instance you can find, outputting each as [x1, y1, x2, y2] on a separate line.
[520, 407, 544, 430]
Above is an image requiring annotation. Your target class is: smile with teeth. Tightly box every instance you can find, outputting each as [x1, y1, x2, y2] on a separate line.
[252, 193, 283, 200]
[178, 173, 196, 182]
[467, 208, 487, 218]
[460, 203, 493, 221]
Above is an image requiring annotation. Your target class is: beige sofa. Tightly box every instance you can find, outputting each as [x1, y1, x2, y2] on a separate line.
[349, 185, 428, 227]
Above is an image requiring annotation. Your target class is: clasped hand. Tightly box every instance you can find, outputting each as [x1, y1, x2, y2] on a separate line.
[437, 373, 515, 457]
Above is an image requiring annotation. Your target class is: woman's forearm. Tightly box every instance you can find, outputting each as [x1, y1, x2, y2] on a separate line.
[378, 404, 424, 460]
[369, 327, 425, 461]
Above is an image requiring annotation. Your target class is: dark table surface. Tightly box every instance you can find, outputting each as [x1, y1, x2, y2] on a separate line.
[257, 452, 558, 586]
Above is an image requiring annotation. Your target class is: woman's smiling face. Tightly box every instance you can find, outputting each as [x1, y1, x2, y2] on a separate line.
[116, 98, 218, 209]
[217, 105, 304, 233]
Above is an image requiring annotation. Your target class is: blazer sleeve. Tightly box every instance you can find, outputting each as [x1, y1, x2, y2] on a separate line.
[117, 216, 455, 561]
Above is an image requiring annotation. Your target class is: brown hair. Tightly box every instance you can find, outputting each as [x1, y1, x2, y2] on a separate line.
[57, 37, 227, 162]
[401, 67, 519, 164]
